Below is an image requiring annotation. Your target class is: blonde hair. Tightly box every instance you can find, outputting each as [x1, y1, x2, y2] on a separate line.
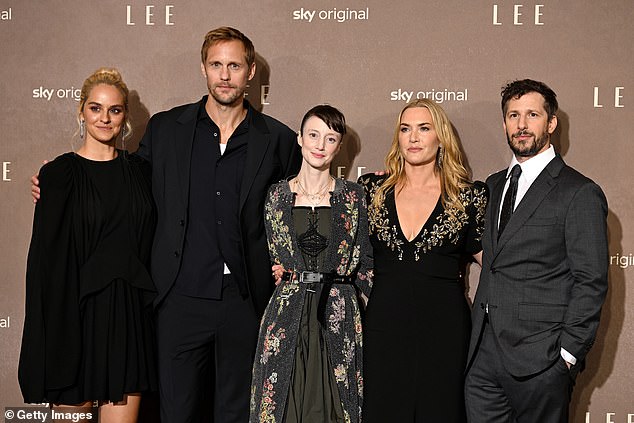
[372, 98, 471, 217]
[77, 67, 132, 141]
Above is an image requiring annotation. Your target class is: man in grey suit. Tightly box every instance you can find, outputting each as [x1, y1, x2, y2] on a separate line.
[464, 79, 608, 423]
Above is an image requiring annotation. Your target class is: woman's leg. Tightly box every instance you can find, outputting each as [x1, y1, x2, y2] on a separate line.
[99, 393, 141, 423]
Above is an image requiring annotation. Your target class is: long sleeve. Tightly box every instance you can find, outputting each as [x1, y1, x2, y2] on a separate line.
[264, 183, 296, 267]
[463, 181, 489, 255]
[560, 181, 608, 363]
[353, 190, 373, 299]
[19, 156, 82, 401]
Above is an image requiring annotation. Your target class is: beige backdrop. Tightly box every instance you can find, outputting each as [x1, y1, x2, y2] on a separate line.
[1, 0, 632, 421]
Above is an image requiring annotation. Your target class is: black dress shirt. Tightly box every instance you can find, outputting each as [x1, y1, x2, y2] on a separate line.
[174, 99, 250, 299]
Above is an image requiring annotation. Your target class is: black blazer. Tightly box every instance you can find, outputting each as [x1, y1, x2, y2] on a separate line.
[136, 98, 301, 315]
[467, 155, 608, 377]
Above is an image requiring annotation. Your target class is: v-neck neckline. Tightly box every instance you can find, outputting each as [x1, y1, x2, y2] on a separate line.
[391, 190, 442, 243]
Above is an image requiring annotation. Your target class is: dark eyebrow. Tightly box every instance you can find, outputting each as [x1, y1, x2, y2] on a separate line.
[401, 121, 431, 126]
[506, 109, 541, 114]
[87, 101, 124, 108]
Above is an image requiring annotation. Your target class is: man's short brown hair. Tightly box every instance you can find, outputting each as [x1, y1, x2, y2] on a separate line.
[200, 27, 255, 66]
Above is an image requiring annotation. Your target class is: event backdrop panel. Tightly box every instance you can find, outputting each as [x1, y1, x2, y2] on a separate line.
[1, 0, 632, 420]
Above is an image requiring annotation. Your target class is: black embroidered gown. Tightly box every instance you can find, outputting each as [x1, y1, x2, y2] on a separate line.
[359, 174, 487, 423]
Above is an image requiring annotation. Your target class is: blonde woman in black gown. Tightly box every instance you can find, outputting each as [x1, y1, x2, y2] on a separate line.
[359, 99, 487, 422]
[19, 68, 156, 423]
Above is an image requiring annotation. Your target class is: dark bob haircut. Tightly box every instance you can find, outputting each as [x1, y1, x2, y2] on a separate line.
[300, 105, 346, 137]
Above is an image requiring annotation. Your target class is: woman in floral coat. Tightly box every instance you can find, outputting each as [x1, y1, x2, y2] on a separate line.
[250, 105, 373, 423]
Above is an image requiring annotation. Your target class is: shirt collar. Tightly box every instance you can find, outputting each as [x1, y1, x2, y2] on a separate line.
[197, 96, 253, 130]
[507, 144, 556, 183]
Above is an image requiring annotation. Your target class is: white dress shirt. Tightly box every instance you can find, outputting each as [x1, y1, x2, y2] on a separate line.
[498, 145, 556, 222]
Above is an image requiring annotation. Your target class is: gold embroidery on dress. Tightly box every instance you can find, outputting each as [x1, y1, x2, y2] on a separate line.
[364, 176, 487, 262]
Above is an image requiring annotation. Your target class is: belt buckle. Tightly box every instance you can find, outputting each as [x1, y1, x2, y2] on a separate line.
[299, 271, 320, 283]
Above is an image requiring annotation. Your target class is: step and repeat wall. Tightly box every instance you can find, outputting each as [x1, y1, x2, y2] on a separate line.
[1, 1, 632, 421]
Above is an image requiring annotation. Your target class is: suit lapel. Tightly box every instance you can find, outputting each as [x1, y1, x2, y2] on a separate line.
[488, 172, 506, 248]
[240, 108, 271, 211]
[174, 101, 200, 208]
[493, 156, 565, 259]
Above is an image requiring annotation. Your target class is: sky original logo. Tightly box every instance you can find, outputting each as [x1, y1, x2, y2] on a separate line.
[390, 88, 468, 103]
[292, 7, 369, 23]
[610, 253, 634, 269]
[32, 86, 81, 101]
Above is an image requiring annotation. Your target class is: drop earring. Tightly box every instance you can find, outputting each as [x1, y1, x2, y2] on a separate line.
[79, 120, 85, 139]
[121, 126, 127, 151]
[437, 145, 444, 168]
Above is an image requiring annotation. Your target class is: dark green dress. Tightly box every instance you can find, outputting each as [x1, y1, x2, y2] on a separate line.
[284, 206, 345, 422]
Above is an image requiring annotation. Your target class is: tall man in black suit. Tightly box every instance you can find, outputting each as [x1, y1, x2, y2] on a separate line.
[464, 79, 608, 423]
[135, 27, 301, 422]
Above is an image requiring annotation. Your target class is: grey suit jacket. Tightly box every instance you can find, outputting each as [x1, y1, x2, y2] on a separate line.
[467, 155, 608, 377]
[136, 97, 301, 315]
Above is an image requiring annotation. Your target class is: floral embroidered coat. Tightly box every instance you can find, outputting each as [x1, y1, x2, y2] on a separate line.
[250, 178, 373, 423]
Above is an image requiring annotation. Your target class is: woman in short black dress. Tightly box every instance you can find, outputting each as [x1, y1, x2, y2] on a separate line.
[19, 68, 156, 423]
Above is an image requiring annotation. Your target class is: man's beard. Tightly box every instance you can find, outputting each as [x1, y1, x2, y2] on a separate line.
[209, 84, 244, 107]
[507, 129, 550, 158]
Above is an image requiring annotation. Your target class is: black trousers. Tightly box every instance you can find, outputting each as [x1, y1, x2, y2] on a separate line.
[156, 275, 259, 423]
[464, 318, 571, 423]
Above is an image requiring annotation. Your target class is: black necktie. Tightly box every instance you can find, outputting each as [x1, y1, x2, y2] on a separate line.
[498, 164, 522, 239]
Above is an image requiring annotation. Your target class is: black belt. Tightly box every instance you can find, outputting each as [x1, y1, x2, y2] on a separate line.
[281, 271, 355, 284]
[281, 271, 356, 327]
